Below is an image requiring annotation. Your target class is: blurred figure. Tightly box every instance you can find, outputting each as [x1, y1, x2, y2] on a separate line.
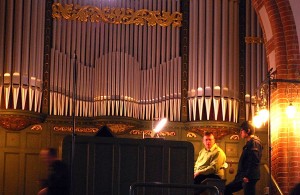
[224, 121, 263, 195]
[38, 148, 70, 195]
[194, 131, 226, 184]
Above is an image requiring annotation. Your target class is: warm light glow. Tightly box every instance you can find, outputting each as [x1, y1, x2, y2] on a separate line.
[153, 118, 168, 133]
[259, 108, 269, 123]
[253, 115, 263, 128]
[286, 103, 296, 119]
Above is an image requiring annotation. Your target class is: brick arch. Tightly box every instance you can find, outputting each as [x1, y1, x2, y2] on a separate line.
[252, 0, 300, 76]
[252, 0, 300, 194]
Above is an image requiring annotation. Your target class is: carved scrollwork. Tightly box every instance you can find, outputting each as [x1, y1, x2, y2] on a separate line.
[53, 126, 98, 133]
[129, 129, 176, 137]
[31, 125, 43, 131]
[187, 132, 197, 138]
[189, 127, 237, 140]
[159, 131, 176, 137]
[130, 130, 152, 136]
[95, 123, 135, 134]
[0, 111, 44, 131]
[106, 124, 134, 134]
[229, 134, 240, 140]
[0, 116, 40, 131]
[52, 3, 182, 27]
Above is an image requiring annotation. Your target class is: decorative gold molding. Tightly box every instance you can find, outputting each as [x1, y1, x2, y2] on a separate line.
[107, 124, 134, 134]
[31, 125, 43, 131]
[53, 126, 98, 133]
[187, 132, 197, 138]
[52, 3, 182, 27]
[159, 131, 176, 137]
[130, 130, 150, 136]
[0, 110, 45, 131]
[229, 135, 240, 140]
[96, 123, 135, 134]
[189, 127, 237, 140]
[129, 130, 176, 137]
[245, 36, 264, 44]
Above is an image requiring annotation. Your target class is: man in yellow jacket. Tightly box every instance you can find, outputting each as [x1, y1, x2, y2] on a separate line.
[194, 131, 226, 184]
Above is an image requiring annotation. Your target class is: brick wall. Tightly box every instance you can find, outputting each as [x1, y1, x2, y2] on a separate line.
[252, 0, 300, 194]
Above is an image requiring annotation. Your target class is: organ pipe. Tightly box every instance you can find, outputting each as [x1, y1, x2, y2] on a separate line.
[244, 0, 268, 121]
[188, 0, 240, 122]
[233, 0, 239, 123]
[0, 0, 4, 108]
[0, 0, 45, 111]
[221, 0, 229, 121]
[213, 0, 221, 121]
[228, 0, 234, 122]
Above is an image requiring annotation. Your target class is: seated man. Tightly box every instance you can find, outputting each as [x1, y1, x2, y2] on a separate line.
[194, 131, 226, 185]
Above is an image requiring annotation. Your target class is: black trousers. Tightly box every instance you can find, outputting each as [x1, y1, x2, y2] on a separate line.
[194, 174, 221, 194]
[194, 174, 221, 184]
[224, 179, 258, 195]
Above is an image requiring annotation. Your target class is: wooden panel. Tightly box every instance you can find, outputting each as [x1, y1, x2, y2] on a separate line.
[0, 126, 46, 195]
[24, 154, 40, 195]
[225, 142, 239, 158]
[224, 140, 243, 183]
[144, 145, 164, 182]
[225, 162, 239, 185]
[118, 144, 139, 194]
[93, 143, 114, 194]
[170, 146, 190, 182]
[62, 136, 194, 195]
[52, 133, 68, 147]
[72, 143, 89, 195]
[4, 153, 20, 195]
[5, 132, 20, 147]
[25, 133, 41, 148]
[189, 140, 202, 160]
[169, 146, 192, 195]
[144, 145, 165, 195]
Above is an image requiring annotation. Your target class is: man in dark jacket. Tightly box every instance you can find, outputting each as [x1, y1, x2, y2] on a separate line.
[224, 121, 263, 195]
[38, 148, 70, 195]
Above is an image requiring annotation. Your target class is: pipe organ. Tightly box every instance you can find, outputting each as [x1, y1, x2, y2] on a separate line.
[0, 0, 267, 126]
[49, 0, 182, 121]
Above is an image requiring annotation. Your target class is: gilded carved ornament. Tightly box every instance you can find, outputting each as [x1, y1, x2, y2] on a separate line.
[31, 125, 43, 131]
[52, 3, 182, 27]
[189, 126, 237, 140]
[186, 132, 197, 138]
[53, 126, 98, 133]
[129, 130, 176, 137]
[96, 123, 135, 134]
[229, 134, 240, 140]
[0, 111, 44, 131]
[245, 36, 264, 44]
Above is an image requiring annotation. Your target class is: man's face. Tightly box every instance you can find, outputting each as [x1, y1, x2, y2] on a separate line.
[240, 129, 248, 139]
[203, 134, 215, 150]
[40, 150, 54, 166]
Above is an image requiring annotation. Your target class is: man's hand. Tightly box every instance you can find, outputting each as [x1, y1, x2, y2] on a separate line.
[243, 177, 249, 183]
